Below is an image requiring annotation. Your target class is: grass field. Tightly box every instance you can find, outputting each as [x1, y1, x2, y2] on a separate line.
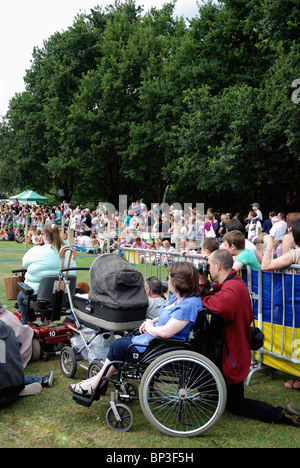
[0, 242, 300, 448]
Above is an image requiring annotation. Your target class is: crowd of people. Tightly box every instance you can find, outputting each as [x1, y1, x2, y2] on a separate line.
[1, 196, 300, 275]
[1, 197, 300, 428]
[0, 198, 297, 251]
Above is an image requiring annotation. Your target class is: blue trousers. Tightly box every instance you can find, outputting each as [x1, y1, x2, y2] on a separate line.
[107, 337, 133, 362]
[24, 375, 42, 385]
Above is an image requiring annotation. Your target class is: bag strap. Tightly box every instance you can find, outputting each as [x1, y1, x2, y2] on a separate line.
[223, 271, 238, 283]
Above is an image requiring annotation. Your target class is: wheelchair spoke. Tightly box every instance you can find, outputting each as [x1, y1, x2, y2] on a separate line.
[139, 351, 226, 437]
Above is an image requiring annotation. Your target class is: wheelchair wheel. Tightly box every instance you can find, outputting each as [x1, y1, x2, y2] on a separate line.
[139, 350, 227, 437]
[106, 404, 134, 432]
[60, 346, 77, 378]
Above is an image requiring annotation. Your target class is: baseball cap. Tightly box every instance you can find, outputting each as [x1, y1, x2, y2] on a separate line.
[252, 202, 260, 208]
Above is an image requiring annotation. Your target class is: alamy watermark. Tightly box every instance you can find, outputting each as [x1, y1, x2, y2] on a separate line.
[291, 79, 300, 104]
[107, 195, 205, 219]
[101, 195, 205, 236]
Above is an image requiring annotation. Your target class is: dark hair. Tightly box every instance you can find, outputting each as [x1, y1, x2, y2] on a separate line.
[42, 225, 63, 252]
[210, 249, 233, 270]
[291, 218, 300, 247]
[168, 262, 200, 298]
[145, 277, 163, 295]
[225, 218, 245, 233]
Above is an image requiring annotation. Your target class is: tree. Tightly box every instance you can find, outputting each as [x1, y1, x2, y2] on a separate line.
[0, 0, 299, 212]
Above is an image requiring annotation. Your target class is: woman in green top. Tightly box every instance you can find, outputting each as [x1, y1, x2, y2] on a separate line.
[17, 225, 76, 324]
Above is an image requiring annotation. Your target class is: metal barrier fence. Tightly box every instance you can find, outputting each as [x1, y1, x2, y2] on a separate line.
[121, 247, 204, 281]
[122, 247, 300, 385]
[245, 265, 300, 385]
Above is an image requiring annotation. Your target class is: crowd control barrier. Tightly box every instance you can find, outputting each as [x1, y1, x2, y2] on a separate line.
[122, 247, 300, 385]
[242, 266, 300, 385]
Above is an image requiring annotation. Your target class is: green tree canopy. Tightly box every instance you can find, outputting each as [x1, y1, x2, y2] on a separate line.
[0, 0, 299, 213]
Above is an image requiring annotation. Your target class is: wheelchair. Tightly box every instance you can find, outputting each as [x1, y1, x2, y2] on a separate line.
[71, 320, 227, 437]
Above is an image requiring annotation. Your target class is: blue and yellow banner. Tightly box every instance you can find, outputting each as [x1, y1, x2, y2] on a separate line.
[242, 269, 300, 377]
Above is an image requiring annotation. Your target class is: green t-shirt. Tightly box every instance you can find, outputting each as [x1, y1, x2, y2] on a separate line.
[235, 249, 260, 271]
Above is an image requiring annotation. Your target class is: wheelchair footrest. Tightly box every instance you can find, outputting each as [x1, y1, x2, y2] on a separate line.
[72, 393, 93, 408]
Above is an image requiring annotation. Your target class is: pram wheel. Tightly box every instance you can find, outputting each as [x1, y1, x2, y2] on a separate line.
[139, 350, 227, 437]
[88, 360, 103, 378]
[60, 346, 77, 378]
[106, 403, 134, 432]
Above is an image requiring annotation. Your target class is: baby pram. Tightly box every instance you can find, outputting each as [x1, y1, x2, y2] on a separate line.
[60, 253, 149, 378]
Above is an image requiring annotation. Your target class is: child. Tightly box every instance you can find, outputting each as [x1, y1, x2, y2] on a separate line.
[33, 229, 43, 245]
[200, 237, 220, 259]
[222, 230, 260, 272]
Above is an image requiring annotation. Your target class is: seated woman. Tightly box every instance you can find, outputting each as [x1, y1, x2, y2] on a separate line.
[70, 261, 202, 397]
[17, 225, 76, 324]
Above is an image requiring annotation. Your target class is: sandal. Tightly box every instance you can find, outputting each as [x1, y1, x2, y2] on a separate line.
[69, 381, 94, 397]
[284, 378, 300, 390]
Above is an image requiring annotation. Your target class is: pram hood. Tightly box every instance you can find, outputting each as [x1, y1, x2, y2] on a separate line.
[88, 254, 149, 310]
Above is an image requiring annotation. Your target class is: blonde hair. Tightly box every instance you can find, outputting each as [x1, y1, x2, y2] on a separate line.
[256, 233, 266, 254]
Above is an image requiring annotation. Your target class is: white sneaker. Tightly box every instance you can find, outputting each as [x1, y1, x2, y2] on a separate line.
[19, 382, 42, 396]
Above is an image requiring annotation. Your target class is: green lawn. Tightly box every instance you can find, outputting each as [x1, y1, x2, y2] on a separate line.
[0, 242, 300, 448]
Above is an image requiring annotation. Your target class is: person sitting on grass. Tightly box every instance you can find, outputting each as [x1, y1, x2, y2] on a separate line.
[0, 302, 54, 405]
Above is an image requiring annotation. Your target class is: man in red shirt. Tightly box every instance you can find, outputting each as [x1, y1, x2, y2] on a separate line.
[201, 249, 300, 426]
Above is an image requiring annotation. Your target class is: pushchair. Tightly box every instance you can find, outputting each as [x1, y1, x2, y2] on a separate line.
[59, 253, 149, 378]
[59, 253, 227, 437]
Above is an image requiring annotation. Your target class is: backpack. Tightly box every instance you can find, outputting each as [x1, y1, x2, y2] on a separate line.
[0, 321, 24, 408]
[189, 308, 224, 372]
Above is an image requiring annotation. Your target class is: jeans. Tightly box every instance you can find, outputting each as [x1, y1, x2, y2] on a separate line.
[24, 375, 42, 385]
[17, 290, 36, 325]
